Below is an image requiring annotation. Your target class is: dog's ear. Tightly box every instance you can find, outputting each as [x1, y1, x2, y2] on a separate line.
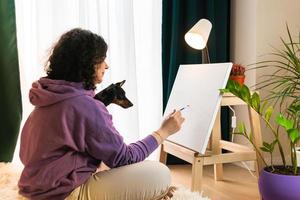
[105, 84, 115, 91]
[117, 80, 126, 87]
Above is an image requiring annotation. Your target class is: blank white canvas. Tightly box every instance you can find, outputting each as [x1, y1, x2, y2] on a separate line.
[164, 63, 232, 154]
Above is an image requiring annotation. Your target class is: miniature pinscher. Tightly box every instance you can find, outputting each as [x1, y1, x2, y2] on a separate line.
[94, 80, 133, 108]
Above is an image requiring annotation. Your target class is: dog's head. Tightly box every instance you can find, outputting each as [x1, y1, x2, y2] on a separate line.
[94, 80, 133, 109]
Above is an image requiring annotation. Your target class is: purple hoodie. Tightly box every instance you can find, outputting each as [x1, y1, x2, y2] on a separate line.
[18, 78, 158, 200]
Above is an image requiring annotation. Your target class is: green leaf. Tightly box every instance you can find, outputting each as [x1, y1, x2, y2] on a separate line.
[260, 100, 269, 114]
[287, 128, 300, 143]
[251, 92, 261, 112]
[263, 142, 271, 149]
[287, 103, 300, 115]
[260, 147, 270, 152]
[275, 114, 294, 130]
[237, 122, 246, 134]
[226, 80, 242, 97]
[240, 85, 251, 103]
[264, 106, 274, 122]
[260, 140, 277, 153]
[219, 88, 230, 94]
[233, 131, 244, 136]
[226, 80, 235, 90]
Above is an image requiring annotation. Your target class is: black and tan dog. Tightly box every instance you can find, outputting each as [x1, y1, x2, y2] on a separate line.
[94, 80, 133, 108]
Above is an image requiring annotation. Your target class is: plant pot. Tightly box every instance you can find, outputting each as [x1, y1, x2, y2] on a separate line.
[258, 167, 300, 200]
[229, 75, 245, 85]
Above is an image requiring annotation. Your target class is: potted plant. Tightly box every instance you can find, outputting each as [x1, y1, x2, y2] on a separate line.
[229, 63, 246, 85]
[221, 80, 300, 200]
[221, 25, 300, 200]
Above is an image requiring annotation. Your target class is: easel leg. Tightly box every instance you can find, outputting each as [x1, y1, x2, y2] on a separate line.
[159, 143, 167, 164]
[212, 108, 223, 181]
[191, 157, 203, 192]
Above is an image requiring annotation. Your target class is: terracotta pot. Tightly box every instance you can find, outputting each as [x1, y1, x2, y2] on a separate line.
[229, 75, 245, 85]
[258, 167, 300, 200]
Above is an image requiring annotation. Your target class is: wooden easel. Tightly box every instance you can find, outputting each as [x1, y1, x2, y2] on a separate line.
[159, 93, 264, 192]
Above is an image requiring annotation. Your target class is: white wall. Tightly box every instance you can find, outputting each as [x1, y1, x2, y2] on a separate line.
[230, 0, 300, 170]
[256, 0, 300, 165]
[231, 0, 257, 87]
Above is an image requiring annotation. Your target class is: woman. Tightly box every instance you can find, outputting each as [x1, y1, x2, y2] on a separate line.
[18, 28, 185, 200]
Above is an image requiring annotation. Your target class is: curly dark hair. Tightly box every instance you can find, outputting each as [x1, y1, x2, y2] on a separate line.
[46, 28, 108, 90]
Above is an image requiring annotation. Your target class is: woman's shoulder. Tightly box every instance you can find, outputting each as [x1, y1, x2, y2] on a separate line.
[68, 94, 109, 117]
[67, 95, 113, 132]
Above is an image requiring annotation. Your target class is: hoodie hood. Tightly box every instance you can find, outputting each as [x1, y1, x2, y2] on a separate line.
[29, 78, 95, 107]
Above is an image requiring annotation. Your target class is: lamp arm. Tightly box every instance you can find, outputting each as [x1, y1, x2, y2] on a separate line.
[202, 46, 210, 64]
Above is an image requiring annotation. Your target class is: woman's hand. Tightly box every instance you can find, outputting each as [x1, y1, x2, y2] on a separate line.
[152, 110, 185, 144]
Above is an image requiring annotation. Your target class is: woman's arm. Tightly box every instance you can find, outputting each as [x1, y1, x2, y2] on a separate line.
[86, 101, 184, 168]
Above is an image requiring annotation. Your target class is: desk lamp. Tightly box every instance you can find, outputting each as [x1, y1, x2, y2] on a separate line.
[184, 18, 212, 63]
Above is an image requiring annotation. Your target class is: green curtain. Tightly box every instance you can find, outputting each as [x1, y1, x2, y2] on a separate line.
[0, 0, 22, 162]
[162, 0, 230, 164]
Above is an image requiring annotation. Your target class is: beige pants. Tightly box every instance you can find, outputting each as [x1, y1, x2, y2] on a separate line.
[65, 161, 171, 200]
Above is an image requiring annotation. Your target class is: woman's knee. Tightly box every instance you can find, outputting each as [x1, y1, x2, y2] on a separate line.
[108, 160, 171, 188]
[143, 161, 171, 178]
[136, 161, 171, 187]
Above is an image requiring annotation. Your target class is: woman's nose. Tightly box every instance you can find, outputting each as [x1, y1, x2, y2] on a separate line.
[105, 62, 109, 69]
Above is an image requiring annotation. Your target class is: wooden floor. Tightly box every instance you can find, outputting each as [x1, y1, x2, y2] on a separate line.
[168, 163, 260, 200]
